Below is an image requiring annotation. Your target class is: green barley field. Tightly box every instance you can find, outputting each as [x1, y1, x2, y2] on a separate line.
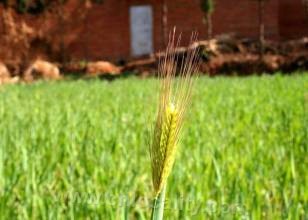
[0, 74, 307, 219]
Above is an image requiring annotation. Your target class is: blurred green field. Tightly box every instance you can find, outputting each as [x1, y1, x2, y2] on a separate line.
[0, 74, 307, 219]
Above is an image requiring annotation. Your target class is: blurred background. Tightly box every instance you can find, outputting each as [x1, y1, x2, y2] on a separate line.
[0, 0, 308, 82]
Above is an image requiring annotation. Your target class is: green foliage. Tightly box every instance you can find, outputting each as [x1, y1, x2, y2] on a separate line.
[92, 0, 103, 4]
[1, 0, 52, 14]
[0, 74, 307, 219]
[16, 0, 27, 13]
[0, 0, 103, 14]
[200, 0, 214, 14]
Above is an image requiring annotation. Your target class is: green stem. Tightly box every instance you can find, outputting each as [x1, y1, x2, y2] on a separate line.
[151, 185, 166, 220]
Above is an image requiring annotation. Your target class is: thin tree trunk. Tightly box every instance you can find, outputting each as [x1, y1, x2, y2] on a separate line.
[207, 13, 212, 40]
[258, 0, 265, 61]
[83, 13, 89, 61]
[162, 0, 168, 48]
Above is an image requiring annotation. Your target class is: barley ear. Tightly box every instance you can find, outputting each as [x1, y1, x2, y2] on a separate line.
[149, 30, 200, 220]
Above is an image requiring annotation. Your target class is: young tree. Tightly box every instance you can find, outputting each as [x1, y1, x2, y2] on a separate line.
[200, 0, 214, 39]
[251, 0, 269, 60]
[257, 0, 266, 60]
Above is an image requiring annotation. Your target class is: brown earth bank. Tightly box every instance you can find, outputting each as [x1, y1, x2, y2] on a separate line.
[119, 36, 308, 77]
[58, 35, 308, 78]
[0, 35, 307, 84]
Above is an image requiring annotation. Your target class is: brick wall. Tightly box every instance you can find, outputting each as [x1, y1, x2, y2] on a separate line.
[68, 0, 166, 61]
[212, 0, 279, 39]
[279, 0, 308, 40]
[68, 1, 129, 61]
[1, 0, 307, 61]
[70, 0, 281, 61]
[166, 0, 279, 43]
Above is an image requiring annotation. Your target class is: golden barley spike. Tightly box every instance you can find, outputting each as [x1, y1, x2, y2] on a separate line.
[150, 30, 200, 220]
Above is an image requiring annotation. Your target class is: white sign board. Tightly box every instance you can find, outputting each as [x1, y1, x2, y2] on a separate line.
[130, 5, 153, 56]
